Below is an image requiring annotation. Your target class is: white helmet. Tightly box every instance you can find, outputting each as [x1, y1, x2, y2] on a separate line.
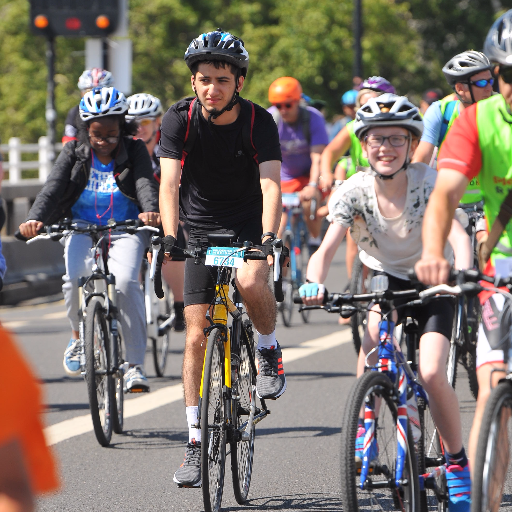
[484, 10, 512, 65]
[79, 87, 129, 121]
[354, 94, 423, 140]
[442, 51, 492, 87]
[77, 68, 114, 91]
[126, 93, 163, 120]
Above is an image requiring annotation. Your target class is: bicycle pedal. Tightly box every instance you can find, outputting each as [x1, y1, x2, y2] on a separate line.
[125, 387, 150, 394]
[176, 482, 202, 489]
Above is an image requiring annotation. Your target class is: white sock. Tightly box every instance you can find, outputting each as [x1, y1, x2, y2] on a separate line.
[186, 406, 201, 443]
[256, 330, 277, 350]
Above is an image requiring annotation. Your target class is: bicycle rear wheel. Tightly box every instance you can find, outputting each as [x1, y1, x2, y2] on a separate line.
[297, 228, 310, 324]
[201, 328, 227, 512]
[280, 233, 294, 327]
[152, 283, 172, 377]
[350, 255, 374, 355]
[112, 332, 124, 434]
[340, 371, 420, 511]
[231, 320, 256, 504]
[446, 300, 461, 389]
[417, 397, 447, 512]
[85, 298, 113, 447]
[465, 297, 480, 399]
[471, 381, 512, 512]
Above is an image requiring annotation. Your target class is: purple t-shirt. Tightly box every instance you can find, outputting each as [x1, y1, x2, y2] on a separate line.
[268, 105, 329, 181]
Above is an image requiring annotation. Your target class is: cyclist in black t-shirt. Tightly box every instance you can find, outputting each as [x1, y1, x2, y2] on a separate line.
[62, 68, 114, 145]
[157, 29, 284, 488]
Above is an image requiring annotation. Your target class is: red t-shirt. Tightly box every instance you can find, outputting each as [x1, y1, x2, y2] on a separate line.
[437, 103, 482, 180]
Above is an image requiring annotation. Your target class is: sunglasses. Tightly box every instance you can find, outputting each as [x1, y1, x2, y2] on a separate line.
[89, 134, 119, 144]
[500, 66, 512, 84]
[469, 78, 494, 88]
[137, 118, 155, 127]
[274, 103, 293, 110]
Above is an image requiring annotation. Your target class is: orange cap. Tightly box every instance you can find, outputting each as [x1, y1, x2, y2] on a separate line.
[268, 77, 302, 103]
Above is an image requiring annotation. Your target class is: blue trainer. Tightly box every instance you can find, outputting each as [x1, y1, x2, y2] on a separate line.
[63, 338, 81, 376]
[446, 464, 471, 512]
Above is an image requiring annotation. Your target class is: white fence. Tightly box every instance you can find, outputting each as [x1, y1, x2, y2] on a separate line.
[0, 137, 63, 184]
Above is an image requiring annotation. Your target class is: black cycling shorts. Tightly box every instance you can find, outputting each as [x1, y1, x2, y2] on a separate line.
[184, 217, 263, 307]
[376, 272, 454, 341]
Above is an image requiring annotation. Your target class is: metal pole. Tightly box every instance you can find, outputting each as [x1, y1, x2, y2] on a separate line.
[45, 36, 56, 165]
[353, 0, 363, 80]
[102, 38, 110, 70]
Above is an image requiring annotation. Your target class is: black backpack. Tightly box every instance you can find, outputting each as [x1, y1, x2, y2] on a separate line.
[181, 97, 259, 168]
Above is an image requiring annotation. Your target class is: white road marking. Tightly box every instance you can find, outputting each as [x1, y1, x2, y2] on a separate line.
[2, 321, 27, 329]
[44, 329, 352, 446]
[43, 311, 68, 320]
[1, 309, 68, 330]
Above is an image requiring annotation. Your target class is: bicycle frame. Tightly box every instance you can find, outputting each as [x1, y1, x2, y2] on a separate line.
[282, 192, 308, 284]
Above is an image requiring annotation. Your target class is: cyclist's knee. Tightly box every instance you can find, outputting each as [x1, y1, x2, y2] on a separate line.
[236, 262, 268, 293]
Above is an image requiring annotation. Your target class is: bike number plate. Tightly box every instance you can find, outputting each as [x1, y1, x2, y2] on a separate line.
[205, 247, 245, 268]
[282, 193, 300, 208]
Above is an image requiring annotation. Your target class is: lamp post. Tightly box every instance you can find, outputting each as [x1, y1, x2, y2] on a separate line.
[353, 0, 363, 80]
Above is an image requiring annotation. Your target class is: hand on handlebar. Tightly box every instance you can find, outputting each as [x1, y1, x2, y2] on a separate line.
[414, 254, 451, 286]
[299, 282, 326, 306]
[138, 211, 161, 227]
[18, 220, 43, 239]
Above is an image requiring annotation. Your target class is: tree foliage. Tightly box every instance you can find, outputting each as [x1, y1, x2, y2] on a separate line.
[0, 0, 506, 143]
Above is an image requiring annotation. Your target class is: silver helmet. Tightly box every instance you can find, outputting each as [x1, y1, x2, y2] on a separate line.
[442, 51, 492, 87]
[484, 9, 512, 65]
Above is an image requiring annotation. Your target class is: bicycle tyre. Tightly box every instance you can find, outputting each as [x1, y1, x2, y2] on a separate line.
[446, 304, 460, 389]
[417, 397, 447, 512]
[112, 332, 124, 434]
[465, 297, 480, 399]
[85, 297, 113, 447]
[280, 233, 294, 328]
[471, 380, 512, 512]
[201, 327, 227, 512]
[152, 283, 172, 377]
[298, 228, 310, 324]
[340, 371, 420, 511]
[231, 321, 256, 504]
[350, 255, 373, 355]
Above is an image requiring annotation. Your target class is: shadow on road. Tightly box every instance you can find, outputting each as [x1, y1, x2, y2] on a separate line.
[223, 493, 342, 511]
[108, 428, 188, 450]
[286, 370, 355, 380]
[252, 425, 340, 438]
[46, 402, 89, 412]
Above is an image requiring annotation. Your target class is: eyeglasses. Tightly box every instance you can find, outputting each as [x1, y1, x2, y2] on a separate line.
[499, 66, 512, 84]
[365, 134, 408, 148]
[136, 118, 155, 127]
[469, 78, 494, 88]
[274, 103, 293, 110]
[89, 134, 119, 144]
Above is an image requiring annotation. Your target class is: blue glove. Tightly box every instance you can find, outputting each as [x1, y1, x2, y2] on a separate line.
[299, 282, 325, 298]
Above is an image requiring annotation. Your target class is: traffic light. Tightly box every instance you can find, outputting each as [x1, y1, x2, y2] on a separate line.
[30, 0, 120, 38]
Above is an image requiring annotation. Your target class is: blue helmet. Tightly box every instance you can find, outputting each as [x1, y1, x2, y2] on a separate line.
[341, 90, 357, 106]
[184, 29, 249, 76]
[79, 87, 129, 121]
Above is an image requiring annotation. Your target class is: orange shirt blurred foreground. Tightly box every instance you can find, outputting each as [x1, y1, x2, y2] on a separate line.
[0, 325, 59, 510]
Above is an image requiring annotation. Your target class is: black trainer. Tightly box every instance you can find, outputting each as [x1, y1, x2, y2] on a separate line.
[255, 342, 287, 399]
[173, 439, 201, 488]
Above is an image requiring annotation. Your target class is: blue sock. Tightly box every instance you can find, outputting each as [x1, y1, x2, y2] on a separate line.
[445, 447, 468, 468]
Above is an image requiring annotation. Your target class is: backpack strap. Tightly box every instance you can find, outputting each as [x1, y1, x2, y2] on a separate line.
[298, 106, 311, 146]
[241, 99, 259, 165]
[181, 97, 198, 169]
[437, 100, 457, 147]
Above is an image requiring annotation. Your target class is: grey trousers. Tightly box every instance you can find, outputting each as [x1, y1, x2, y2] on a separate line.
[62, 227, 150, 366]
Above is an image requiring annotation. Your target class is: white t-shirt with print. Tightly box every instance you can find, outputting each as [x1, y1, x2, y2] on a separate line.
[328, 163, 452, 280]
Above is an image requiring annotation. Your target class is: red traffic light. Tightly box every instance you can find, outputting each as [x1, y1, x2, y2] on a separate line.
[65, 17, 81, 31]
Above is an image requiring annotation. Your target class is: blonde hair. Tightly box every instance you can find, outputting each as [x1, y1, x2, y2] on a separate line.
[356, 89, 383, 109]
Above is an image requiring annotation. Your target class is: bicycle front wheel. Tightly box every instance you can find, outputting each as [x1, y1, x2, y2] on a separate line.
[201, 328, 227, 512]
[471, 381, 512, 512]
[231, 321, 256, 504]
[465, 297, 480, 399]
[340, 371, 420, 511]
[446, 300, 461, 388]
[417, 397, 447, 512]
[85, 298, 113, 447]
[280, 233, 294, 328]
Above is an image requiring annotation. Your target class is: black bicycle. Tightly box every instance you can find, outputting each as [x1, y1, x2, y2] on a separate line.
[26, 218, 158, 446]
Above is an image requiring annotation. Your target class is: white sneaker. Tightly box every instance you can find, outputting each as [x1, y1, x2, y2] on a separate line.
[124, 365, 150, 393]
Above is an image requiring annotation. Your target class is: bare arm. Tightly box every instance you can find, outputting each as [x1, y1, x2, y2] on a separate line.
[411, 140, 436, 165]
[415, 169, 469, 285]
[259, 160, 282, 237]
[0, 438, 35, 512]
[320, 126, 352, 189]
[447, 218, 472, 270]
[301, 145, 325, 200]
[159, 158, 182, 239]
